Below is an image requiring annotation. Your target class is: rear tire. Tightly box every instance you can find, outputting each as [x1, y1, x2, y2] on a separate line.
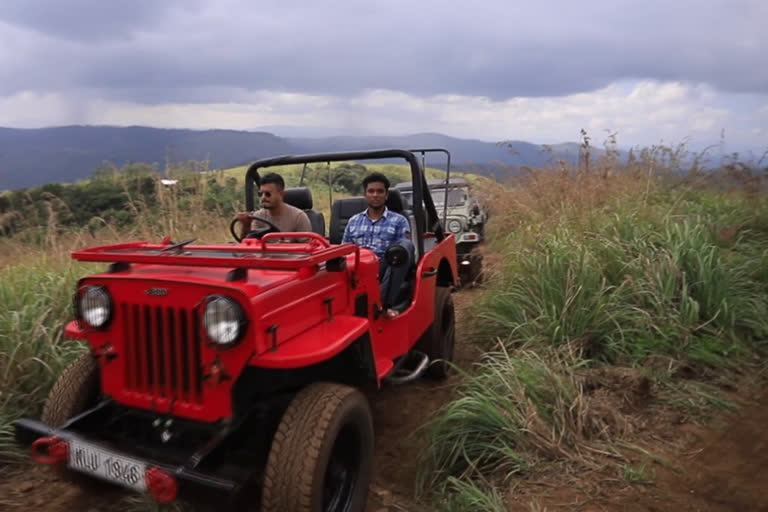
[261, 382, 374, 512]
[416, 286, 456, 379]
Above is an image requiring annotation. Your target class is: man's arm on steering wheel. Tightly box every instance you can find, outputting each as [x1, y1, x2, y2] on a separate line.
[236, 212, 251, 239]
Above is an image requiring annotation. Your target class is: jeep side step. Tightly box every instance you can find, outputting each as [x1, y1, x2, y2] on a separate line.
[382, 351, 430, 385]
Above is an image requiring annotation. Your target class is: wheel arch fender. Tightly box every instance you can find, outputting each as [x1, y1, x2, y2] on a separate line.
[437, 257, 456, 288]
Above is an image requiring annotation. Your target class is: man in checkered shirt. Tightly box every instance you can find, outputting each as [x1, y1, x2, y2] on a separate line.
[343, 172, 414, 318]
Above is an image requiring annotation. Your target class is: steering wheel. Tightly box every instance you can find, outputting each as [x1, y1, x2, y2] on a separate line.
[230, 215, 281, 242]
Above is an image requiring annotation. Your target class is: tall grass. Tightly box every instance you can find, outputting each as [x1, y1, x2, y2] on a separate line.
[417, 345, 633, 494]
[473, 189, 768, 365]
[0, 261, 97, 464]
[418, 143, 768, 508]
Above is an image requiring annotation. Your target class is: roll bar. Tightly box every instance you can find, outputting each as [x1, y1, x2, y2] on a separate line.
[244, 148, 450, 258]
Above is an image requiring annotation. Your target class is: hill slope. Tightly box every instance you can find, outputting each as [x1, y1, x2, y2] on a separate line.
[0, 126, 583, 190]
[289, 133, 582, 177]
[0, 126, 297, 190]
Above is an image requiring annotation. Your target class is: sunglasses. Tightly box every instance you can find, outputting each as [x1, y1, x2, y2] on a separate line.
[258, 191, 272, 198]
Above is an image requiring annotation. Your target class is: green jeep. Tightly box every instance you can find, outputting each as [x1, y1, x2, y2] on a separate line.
[394, 177, 487, 286]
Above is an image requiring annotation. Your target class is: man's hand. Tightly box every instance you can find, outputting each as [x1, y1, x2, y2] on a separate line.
[236, 212, 251, 239]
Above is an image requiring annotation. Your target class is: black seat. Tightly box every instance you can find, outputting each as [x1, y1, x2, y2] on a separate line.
[283, 187, 325, 236]
[329, 197, 367, 244]
[385, 189, 405, 213]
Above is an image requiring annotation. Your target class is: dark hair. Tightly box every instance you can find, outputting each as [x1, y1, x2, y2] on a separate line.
[362, 172, 390, 191]
[260, 172, 285, 190]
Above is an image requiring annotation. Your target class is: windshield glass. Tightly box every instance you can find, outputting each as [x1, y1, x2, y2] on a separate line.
[399, 187, 468, 209]
[431, 188, 468, 207]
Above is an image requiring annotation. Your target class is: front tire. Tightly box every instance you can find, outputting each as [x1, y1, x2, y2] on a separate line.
[261, 382, 374, 512]
[40, 352, 100, 485]
[41, 352, 99, 426]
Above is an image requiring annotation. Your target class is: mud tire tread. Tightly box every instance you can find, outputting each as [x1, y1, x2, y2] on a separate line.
[416, 286, 455, 379]
[41, 352, 99, 427]
[260, 382, 373, 512]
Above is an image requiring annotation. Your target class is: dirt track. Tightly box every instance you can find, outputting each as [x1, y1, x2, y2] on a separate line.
[605, 392, 768, 512]
[2, 288, 768, 511]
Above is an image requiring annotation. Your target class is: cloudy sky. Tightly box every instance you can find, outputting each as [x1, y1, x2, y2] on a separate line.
[0, 0, 766, 151]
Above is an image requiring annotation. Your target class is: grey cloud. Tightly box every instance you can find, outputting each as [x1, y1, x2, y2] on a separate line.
[0, 0, 766, 101]
[0, 0, 202, 42]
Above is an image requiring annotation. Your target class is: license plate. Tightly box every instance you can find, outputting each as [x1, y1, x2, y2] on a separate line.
[68, 438, 148, 492]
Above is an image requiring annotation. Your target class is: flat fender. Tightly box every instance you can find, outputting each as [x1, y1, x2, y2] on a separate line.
[250, 315, 369, 368]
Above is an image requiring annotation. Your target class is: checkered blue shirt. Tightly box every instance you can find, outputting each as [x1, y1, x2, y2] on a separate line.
[342, 207, 411, 258]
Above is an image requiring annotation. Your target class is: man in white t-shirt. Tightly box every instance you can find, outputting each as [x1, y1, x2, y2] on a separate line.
[236, 173, 311, 239]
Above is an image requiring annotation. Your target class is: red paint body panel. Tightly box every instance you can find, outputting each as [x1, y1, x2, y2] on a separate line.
[252, 315, 369, 367]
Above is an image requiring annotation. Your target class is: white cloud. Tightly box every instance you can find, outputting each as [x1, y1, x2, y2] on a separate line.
[0, 80, 762, 149]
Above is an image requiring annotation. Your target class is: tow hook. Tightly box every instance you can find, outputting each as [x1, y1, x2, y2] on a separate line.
[153, 418, 175, 444]
[31, 436, 69, 465]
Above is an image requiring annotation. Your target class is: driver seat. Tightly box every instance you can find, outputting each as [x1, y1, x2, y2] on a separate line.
[283, 187, 326, 236]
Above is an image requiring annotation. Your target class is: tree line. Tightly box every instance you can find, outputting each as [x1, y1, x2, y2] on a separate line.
[0, 160, 388, 240]
[0, 160, 241, 238]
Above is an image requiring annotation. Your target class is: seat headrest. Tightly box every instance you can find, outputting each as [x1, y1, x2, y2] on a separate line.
[329, 197, 368, 244]
[386, 189, 405, 213]
[335, 197, 368, 217]
[283, 187, 313, 210]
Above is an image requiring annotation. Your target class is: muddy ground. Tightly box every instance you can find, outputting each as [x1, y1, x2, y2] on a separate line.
[1, 288, 767, 511]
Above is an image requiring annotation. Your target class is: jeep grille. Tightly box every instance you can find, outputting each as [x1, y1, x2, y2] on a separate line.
[120, 303, 203, 404]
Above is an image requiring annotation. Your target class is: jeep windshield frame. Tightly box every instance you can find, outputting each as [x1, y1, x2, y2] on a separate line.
[244, 148, 448, 258]
[408, 148, 452, 229]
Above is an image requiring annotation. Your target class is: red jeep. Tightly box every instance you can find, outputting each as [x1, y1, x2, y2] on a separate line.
[14, 148, 458, 511]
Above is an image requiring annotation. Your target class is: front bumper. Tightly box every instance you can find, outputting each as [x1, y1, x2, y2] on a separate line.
[13, 406, 242, 504]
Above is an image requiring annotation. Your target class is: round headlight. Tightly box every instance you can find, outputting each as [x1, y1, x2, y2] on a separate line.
[203, 296, 245, 347]
[447, 219, 462, 233]
[79, 286, 112, 328]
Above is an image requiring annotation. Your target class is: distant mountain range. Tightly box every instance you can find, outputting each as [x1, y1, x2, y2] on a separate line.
[0, 125, 586, 190]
